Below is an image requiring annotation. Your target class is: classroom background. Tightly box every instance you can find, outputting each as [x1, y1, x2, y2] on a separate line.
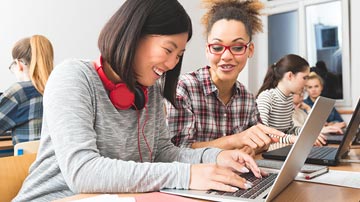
[1, 0, 358, 122]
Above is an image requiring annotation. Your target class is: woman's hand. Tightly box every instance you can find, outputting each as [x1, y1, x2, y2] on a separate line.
[314, 133, 327, 146]
[326, 121, 347, 129]
[321, 125, 343, 134]
[189, 150, 265, 192]
[239, 146, 256, 157]
[298, 102, 311, 113]
[232, 124, 286, 153]
[189, 164, 253, 192]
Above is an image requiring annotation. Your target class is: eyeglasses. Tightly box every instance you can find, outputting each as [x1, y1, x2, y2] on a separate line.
[207, 41, 251, 56]
[8, 59, 27, 73]
[8, 60, 17, 72]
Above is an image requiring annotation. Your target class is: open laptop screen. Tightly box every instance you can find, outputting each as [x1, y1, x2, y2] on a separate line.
[336, 98, 360, 158]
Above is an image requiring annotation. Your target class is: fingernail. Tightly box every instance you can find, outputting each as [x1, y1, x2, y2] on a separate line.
[244, 181, 253, 189]
[231, 186, 239, 191]
[240, 167, 249, 173]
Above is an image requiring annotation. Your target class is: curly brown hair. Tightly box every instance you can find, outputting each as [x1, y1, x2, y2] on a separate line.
[201, 0, 263, 39]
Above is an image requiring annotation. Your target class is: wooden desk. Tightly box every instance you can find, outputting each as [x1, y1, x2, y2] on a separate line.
[0, 135, 12, 141]
[0, 140, 13, 150]
[55, 147, 360, 202]
[266, 144, 360, 202]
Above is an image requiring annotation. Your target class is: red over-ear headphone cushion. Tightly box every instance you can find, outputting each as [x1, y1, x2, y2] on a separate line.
[109, 83, 135, 110]
[94, 56, 147, 110]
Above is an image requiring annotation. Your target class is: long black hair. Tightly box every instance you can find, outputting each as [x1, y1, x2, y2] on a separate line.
[98, 0, 192, 106]
[256, 54, 309, 97]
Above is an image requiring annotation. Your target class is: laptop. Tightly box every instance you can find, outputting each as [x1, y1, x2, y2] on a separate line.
[161, 96, 334, 202]
[263, 98, 360, 166]
[325, 129, 359, 144]
[324, 127, 359, 144]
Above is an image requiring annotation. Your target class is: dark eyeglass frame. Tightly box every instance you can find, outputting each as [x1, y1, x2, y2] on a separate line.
[207, 41, 252, 56]
[8, 59, 27, 72]
[8, 61, 16, 71]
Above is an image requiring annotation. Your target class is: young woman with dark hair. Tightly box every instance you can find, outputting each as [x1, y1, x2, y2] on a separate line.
[14, 1, 263, 201]
[256, 54, 326, 145]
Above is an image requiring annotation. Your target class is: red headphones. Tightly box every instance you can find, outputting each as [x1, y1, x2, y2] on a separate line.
[94, 56, 148, 110]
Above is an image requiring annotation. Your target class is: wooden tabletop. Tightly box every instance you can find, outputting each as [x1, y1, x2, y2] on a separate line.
[266, 144, 360, 202]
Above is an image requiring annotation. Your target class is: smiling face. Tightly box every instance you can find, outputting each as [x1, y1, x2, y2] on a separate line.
[206, 19, 253, 86]
[133, 33, 188, 87]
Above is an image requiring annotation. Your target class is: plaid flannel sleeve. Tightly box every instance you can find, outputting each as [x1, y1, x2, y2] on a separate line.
[0, 95, 18, 135]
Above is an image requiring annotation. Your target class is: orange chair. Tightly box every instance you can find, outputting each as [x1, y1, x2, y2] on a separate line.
[0, 153, 36, 202]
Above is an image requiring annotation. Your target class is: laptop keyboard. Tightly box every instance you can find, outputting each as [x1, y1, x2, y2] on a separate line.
[206, 172, 277, 199]
[308, 146, 337, 158]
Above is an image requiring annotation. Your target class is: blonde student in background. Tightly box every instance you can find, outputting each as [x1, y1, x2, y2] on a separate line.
[0, 35, 54, 145]
[14, 1, 266, 201]
[256, 54, 326, 146]
[166, 0, 285, 156]
[304, 71, 346, 129]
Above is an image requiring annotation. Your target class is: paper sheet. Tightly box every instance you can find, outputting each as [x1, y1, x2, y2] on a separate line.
[295, 170, 360, 189]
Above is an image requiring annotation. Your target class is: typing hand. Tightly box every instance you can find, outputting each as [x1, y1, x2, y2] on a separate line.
[189, 164, 253, 192]
[321, 125, 343, 134]
[216, 150, 262, 178]
[314, 133, 327, 146]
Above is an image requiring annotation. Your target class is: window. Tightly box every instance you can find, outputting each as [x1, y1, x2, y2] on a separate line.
[251, 0, 350, 106]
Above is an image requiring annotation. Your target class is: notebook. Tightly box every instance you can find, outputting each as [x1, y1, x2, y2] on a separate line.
[161, 96, 334, 202]
[263, 98, 360, 166]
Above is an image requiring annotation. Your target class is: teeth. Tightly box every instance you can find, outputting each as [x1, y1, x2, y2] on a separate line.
[221, 65, 233, 69]
[153, 67, 164, 76]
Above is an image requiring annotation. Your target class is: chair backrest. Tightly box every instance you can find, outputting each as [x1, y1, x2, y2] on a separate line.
[14, 140, 40, 156]
[0, 153, 37, 201]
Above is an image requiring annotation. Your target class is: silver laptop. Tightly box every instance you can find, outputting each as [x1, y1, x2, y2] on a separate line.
[161, 96, 335, 202]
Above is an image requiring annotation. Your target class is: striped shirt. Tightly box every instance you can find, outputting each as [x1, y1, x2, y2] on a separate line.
[166, 66, 261, 147]
[0, 81, 43, 145]
[256, 88, 301, 143]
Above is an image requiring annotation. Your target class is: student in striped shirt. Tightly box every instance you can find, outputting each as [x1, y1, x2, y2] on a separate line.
[256, 54, 326, 145]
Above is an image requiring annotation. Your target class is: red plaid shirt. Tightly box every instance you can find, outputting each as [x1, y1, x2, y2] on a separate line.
[166, 66, 262, 147]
